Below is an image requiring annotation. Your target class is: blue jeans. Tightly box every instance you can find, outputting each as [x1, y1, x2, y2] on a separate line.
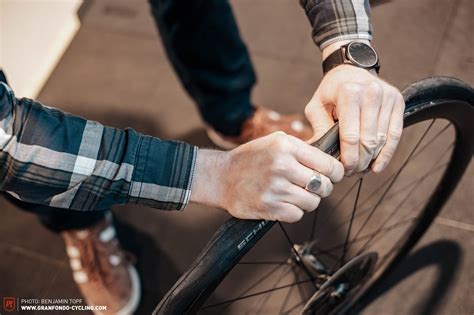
[150, 0, 256, 136]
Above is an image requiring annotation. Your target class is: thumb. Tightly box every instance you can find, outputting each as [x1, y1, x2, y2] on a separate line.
[304, 98, 336, 143]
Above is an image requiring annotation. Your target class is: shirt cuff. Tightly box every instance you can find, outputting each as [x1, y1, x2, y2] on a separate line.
[129, 135, 198, 211]
[319, 33, 372, 50]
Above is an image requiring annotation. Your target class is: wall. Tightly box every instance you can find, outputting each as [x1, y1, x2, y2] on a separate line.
[0, 0, 82, 98]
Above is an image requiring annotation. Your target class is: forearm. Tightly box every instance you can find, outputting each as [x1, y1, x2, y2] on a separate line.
[0, 83, 197, 211]
[300, 0, 372, 50]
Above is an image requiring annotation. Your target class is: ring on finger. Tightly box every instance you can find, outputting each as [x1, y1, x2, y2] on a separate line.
[305, 171, 322, 194]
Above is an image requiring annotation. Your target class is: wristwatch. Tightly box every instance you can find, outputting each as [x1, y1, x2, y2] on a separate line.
[322, 41, 380, 75]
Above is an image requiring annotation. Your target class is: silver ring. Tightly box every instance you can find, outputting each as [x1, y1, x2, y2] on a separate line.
[305, 171, 322, 193]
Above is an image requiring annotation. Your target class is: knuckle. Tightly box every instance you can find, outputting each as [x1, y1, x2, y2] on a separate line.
[340, 82, 362, 96]
[322, 157, 335, 177]
[361, 137, 379, 151]
[258, 193, 272, 210]
[341, 133, 360, 146]
[270, 156, 287, 174]
[381, 150, 394, 161]
[272, 136, 293, 153]
[313, 125, 330, 136]
[389, 129, 403, 142]
[292, 210, 304, 223]
[377, 133, 387, 144]
[366, 81, 383, 97]
[270, 177, 287, 194]
[323, 181, 333, 197]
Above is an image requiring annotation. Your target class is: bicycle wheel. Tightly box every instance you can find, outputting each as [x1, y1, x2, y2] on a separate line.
[153, 77, 473, 314]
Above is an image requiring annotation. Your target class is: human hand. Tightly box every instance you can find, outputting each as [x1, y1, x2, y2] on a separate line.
[305, 43, 405, 175]
[190, 133, 344, 223]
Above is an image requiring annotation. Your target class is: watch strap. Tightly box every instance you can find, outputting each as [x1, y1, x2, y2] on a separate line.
[322, 47, 346, 75]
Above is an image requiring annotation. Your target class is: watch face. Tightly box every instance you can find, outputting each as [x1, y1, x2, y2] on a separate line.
[346, 42, 378, 68]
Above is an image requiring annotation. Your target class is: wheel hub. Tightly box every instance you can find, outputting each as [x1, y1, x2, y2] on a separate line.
[289, 242, 330, 279]
[299, 252, 378, 315]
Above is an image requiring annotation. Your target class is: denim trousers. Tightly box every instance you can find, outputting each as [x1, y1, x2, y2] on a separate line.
[2, 0, 256, 231]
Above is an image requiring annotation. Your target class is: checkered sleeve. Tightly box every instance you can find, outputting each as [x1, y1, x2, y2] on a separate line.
[299, 0, 372, 49]
[0, 82, 197, 211]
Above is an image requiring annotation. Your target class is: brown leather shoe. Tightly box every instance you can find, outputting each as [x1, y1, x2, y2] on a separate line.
[62, 214, 140, 315]
[207, 106, 313, 149]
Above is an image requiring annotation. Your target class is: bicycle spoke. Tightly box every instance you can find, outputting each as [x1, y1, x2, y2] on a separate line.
[278, 221, 318, 288]
[279, 265, 297, 313]
[316, 216, 417, 257]
[358, 204, 425, 258]
[312, 143, 449, 269]
[318, 178, 361, 227]
[356, 195, 420, 256]
[340, 178, 364, 266]
[327, 122, 451, 238]
[411, 122, 452, 160]
[350, 122, 450, 212]
[323, 173, 399, 234]
[331, 159, 449, 235]
[371, 198, 431, 273]
[238, 261, 288, 265]
[210, 263, 284, 310]
[309, 207, 319, 241]
[348, 119, 437, 246]
[201, 279, 314, 309]
[284, 300, 306, 313]
[292, 257, 312, 302]
[255, 265, 293, 313]
[355, 149, 453, 255]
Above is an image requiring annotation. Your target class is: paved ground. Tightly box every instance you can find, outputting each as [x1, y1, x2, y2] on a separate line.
[0, 0, 472, 314]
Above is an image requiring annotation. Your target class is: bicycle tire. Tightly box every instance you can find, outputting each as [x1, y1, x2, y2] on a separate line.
[153, 76, 474, 314]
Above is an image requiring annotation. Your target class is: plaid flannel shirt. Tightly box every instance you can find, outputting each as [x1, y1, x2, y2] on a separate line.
[0, 82, 197, 211]
[300, 0, 372, 49]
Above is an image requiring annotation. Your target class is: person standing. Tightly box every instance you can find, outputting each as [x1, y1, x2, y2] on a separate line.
[2, 0, 404, 313]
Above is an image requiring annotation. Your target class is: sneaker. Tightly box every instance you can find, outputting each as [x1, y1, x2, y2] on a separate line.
[206, 106, 313, 149]
[62, 214, 140, 315]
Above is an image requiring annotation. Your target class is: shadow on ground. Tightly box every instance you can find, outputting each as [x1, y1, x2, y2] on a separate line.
[356, 240, 463, 315]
